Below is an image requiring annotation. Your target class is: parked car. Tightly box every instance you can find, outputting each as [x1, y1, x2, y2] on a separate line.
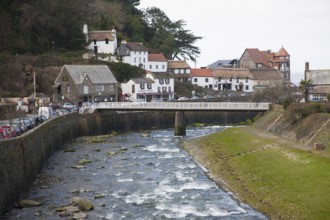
[0, 128, 10, 139]
[0, 125, 17, 138]
[12, 119, 27, 133]
[38, 107, 54, 120]
[63, 103, 74, 110]
[9, 122, 23, 136]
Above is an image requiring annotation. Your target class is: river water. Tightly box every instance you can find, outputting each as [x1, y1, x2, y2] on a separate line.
[8, 126, 268, 219]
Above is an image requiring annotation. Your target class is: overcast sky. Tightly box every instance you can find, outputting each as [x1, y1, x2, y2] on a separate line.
[138, 0, 330, 83]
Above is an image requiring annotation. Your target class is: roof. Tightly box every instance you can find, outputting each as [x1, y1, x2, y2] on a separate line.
[249, 68, 283, 80]
[211, 68, 252, 79]
[148, 54, 167, 62]
[131, 78, 154, 83]
[148, 72, 174, 79]
[125, 42, 148, 51]
[190, 68, 213, 77]
[275, 47, 290, 57]
[208, 59, 237, 68]
[88, 31, 115, 41]
[245, 48, 272, 68]
[168, 60, 191, 69]
[308, 85, 330, 94]
[59, 65, 117, 84]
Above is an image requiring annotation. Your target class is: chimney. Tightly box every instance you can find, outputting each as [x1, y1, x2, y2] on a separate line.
[305, 62, 309, 71]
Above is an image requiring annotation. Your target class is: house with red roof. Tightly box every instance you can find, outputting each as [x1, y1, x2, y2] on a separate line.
[191, 68, 216, 89]
[147, 54, 168, 72]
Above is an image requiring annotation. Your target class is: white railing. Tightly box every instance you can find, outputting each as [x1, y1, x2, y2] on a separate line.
[80, 102, 270, 113]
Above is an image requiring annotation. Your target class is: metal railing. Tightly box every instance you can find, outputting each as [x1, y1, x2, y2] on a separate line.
[80, 102, 270, 113]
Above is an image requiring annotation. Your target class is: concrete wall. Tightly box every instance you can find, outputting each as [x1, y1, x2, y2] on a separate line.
[0, 110, 262, 215]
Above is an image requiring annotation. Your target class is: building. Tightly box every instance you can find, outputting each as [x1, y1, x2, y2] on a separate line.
[117, 41, 148, 69]
[147, 54, 168, 72]
[305, 62, 330, 102]
[239, 47, 291, 84]
[208, 59, 238, 69]
[53, 65, 118, 105]
[121, 72, 175, 102]
[83, 24, 117, 59]
[211, 68, 252, 92]
[249, 69, 283, 91]
[145, 72, 175, 101]
[191, 68, 216, 89]
[167, 60, 191, 82]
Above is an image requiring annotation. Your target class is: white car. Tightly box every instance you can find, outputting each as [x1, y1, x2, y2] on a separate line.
[63, 103, 74, 110]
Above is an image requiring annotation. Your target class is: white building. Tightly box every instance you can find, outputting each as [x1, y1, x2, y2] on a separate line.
[167, 60, 191, 82]
[191, 68, 217, 89]
[117, 41, 148, 69]
[83, 24, 117, 57]
[147, 54, 168, 72]
[145, 72, 175, 101]
[305, 62, 330, 102]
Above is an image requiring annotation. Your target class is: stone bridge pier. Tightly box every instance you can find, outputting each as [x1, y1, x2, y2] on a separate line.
[174, 111, 186, 136]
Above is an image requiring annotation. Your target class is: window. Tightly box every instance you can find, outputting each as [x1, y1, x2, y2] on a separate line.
[219, 77, 222, 82]
[147, 83, 152, 89]
[162, 65, 165, 69]
[66, 85, 70, 93]
[168, 87, 171, 92]
[140, 83, 145, 89]
[230, 77, 232, 82]
[109, 85, 114, 92]
[165, 78, 169, 84]
[246, 77, 249, 83]
[83, 85, 89, 94]
[162, 87, 167, 92]
[205, 78, 209, 83]
[245, 85, 249, 91]
[149, 65, 152, 69]
[194, 78, 198, 82]
[143, 58, 145, 63]
[156, 65, 158, 69]
[236, 77, 239, 83]
[158, 87, 161, 92]
[132, 85, 135, 93]
[105, 38, 109, 44]
[62, 76, 68, 81]
[312, 94, 326, 101]
[93, 40, 96, 45]
[159, 79, 164, 84]
[95, 85, 105, 92]
[134, 58, 136, 63]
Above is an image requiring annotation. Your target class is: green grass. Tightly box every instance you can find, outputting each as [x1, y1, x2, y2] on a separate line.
[183, 127, 330, 220]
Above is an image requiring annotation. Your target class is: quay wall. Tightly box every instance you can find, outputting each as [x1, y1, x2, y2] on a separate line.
[0, 110, 261, 215]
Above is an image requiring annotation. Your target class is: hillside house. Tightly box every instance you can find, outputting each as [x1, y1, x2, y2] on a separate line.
[147, 54, 168, 72]
[145, 72, 175, 101]
[53, 65, 118, 105]
[83, 24, 117, 60]
[305, 62, 330, 102]
[167, 60, 191, 82]
[117, 41, 148, 69]
[191, 68, 216, 89]
[121, 78, 155, 102]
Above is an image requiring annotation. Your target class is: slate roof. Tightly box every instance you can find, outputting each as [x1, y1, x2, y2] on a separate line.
[208, 59, 238, 68]
[131, 78, 154, 83]
[126, 42, 148, 51]
[168, 60, 191, 69]
[308, 85, 330, 94]
[148, 54, 167, 62]
[190, 68, 213, 77]
[58, 65, 117, 84]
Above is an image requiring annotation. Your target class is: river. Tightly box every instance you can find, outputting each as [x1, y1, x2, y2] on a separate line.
[7, 126, 268, 219]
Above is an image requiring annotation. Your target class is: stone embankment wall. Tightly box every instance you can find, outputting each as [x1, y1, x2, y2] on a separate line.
[253, 105, 330, 147]
[0, 110, 262, 215]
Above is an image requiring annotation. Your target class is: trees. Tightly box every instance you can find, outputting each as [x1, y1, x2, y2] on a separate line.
[299, 79, 313, 102]
[143, 7, 202, 61]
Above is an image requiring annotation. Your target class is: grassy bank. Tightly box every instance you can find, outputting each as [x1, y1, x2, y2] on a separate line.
[182, 127, 330, 220]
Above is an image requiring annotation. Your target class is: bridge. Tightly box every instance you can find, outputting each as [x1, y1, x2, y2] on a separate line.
[80, 101, 270, 113]
[80, 101, 270, 136]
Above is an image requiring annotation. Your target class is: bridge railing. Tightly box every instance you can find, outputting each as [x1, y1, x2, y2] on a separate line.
[80, 102, 270, 113]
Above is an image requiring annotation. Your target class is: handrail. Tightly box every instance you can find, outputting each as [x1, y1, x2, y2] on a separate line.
[80, 102, 270, 113]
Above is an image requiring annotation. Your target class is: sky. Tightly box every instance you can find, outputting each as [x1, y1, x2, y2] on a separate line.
[138, 0, 330, 84]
